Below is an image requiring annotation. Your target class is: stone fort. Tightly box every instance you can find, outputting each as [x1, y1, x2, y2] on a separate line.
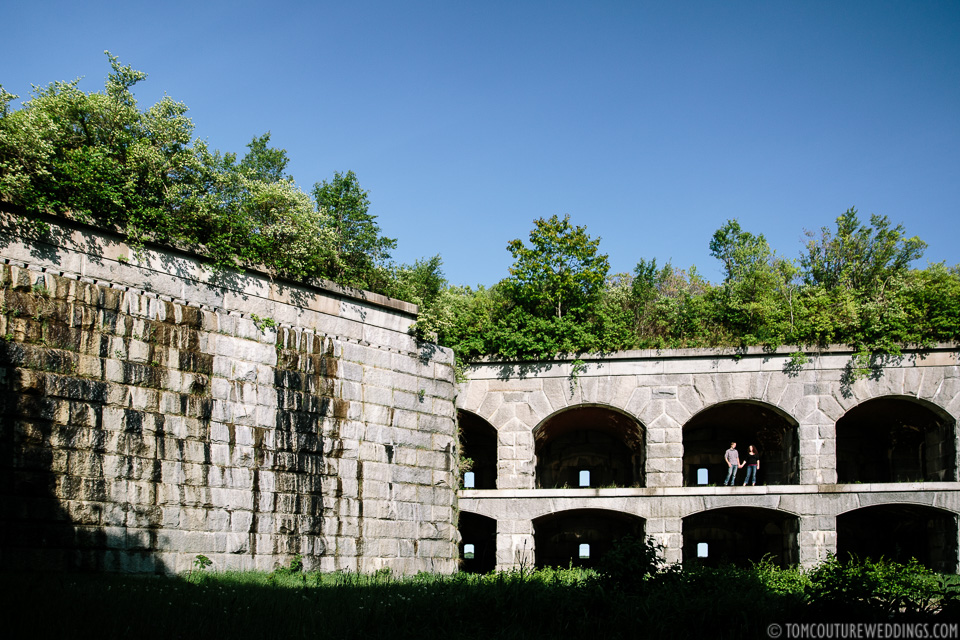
[2, 209, 958, 574]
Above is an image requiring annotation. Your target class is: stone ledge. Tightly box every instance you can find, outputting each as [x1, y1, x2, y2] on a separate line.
[459, 482, 960, 499]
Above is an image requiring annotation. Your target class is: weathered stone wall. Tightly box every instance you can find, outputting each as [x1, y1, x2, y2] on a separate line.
[0, 211, 458, 574]
[457, 348, 960, 570]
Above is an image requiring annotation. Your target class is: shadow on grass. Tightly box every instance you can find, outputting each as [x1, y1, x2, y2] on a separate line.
[8, 561, 957, 640]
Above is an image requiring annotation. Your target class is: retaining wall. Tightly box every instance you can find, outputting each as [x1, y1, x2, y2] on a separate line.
[0, 210, 458, 574]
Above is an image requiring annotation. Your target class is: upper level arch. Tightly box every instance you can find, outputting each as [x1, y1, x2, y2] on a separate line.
[682, 400, 800, 487]
[835, 395, 957, 483]
[533, 404, 646, 488]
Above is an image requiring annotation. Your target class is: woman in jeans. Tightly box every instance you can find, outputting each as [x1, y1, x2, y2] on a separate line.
[742, 445, 760, 486]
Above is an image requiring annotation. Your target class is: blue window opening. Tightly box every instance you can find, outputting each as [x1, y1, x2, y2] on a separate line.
[579, 543, 590, 559]
[463, 471, 475, 488]
[579, 470, 590, 487]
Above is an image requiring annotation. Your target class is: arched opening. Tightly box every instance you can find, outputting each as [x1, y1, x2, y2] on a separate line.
[838, 505, 959, 573]
[534, 406, 645, 488]
[458, 411, 497, 490]
[458, 511, 497, 574]
[836, 397, 956, 483]
[683, 507, 799, 567]
[682, 401, 799, 487]
[533, 509, 645, 569]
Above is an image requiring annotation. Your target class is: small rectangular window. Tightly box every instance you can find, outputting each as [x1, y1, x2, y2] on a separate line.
[464, 471, 475, 488]
[697, 468, 708, 485]
[579, 543, 590, 559]
[697, 542, 708, 558]
[464, 544, 475, 559]
[579, 470, 590, 487]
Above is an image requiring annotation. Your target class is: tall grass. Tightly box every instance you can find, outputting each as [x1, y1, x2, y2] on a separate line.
[3, 557, 958, 639]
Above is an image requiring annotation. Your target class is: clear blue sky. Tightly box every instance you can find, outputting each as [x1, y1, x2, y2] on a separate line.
[3, 0, 958, 287]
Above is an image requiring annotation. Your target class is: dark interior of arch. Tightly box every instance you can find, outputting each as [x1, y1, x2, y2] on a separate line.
[683, 507, 799, 567]
[535, 406, 645, 488]
[533, 509, 645, 569]
[682, 402, 799, 487]
[836, 398, 956, 483]
[838, 504, 958, 573]
[458, 411, 497, 490]
[458, 511, 497, 574]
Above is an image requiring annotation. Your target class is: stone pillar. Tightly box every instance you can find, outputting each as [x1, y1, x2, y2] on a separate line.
[645, 415, 684, 488]
[496, 518, 535, 572]
[646, 516, 683, 565]
[798, 410, 837, 485]
[498, 418, 536, 489]
[798, 514, 836, 569]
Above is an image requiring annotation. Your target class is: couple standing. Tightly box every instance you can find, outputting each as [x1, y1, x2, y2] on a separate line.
[723, 442, 759, 486]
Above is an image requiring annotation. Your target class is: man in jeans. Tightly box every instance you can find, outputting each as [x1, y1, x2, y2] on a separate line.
[723, 442, 742, 486]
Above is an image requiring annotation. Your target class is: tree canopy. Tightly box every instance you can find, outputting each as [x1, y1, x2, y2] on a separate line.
[0, 53, 420, 294]
[2, 56, 956, 372]
[417, 210, 959, 372]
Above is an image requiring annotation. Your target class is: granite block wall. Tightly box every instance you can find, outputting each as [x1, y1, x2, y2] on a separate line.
[0, 210, 458, 574]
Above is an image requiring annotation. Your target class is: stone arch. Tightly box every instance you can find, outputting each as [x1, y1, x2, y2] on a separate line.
[837, 504, 959, 573]
[458, 410, 498, 489]
[532, 508, 645, 569]
[683, 506, 800, 567]
[533, 404, 646, 488]
[682, 400, 799, 487]
[458, 510, 497, 574]
[836, 396, 957, 483]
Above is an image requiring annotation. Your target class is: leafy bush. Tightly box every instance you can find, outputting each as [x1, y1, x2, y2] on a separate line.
[806, 554, 947, 620]
[596, 535, 665, 592]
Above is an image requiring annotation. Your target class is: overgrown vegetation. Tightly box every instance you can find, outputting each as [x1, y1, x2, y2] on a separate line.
[2, 55, 958, 371]
[414, 211, 960, 373]
[3, 554, 957, 639]
[0, 53, 442, 297]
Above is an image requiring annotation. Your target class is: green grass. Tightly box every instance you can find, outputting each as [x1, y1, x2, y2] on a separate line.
[3, 559, 958, 639]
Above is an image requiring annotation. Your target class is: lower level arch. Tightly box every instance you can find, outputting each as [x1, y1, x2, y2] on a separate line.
[683, 507, 799, 567]
[837, 504, 959, 573]
[458, 511, 497, 574]
[532, 509, 645, 569]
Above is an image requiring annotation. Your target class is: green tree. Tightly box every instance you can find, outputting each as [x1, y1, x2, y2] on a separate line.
[801, 207, 926, 297]
[504, 214, 610, 320]
[170, 135, 328, 278]
[708, 219, 792, 346]
[0, 52, 195, 239]
[312, 171, 397, 291]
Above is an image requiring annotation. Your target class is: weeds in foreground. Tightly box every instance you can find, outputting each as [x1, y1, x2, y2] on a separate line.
[2, 555, 958, 640]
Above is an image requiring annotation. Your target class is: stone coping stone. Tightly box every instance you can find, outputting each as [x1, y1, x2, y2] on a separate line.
[459, 483, 960, 499]
[469, 344, 960, 364]
[0, 207, 418, 317]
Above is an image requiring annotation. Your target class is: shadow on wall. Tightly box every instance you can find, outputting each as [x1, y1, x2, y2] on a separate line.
[0, 342, 178, 573]
[0, 264, 344, 574]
